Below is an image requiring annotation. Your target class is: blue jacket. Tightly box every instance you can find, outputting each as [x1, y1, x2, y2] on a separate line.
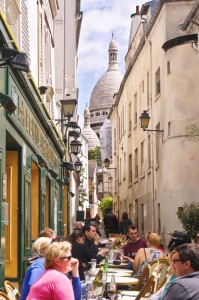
[20, 257, 45, 300]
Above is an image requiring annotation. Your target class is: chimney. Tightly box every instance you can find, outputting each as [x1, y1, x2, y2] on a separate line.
[136, 5, 139, 14]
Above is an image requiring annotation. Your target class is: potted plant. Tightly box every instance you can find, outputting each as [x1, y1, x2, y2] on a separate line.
[177, 202, 199, 243]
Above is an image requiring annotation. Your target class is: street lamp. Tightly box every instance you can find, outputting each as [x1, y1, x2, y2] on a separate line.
[74, 158, 83, 174]
[0, 47, 30, 72]
[104, 158, 117, 170]
[139, 110, 163, 133]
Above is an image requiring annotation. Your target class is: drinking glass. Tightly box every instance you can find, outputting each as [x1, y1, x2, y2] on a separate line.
[119, 249, 125, 261]
[91, 259, 97, 270]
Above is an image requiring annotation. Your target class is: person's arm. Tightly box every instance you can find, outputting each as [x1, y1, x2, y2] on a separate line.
[72, 277, 81, 300]
[161, 282, 189, 300]
[29, 265, 45, 285]
[133, 248, 143, 272]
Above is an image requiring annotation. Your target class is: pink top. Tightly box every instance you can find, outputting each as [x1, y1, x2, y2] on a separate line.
[27, 269, 75, 300]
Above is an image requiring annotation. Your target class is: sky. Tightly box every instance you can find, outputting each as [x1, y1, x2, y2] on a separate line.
[77, 0, 146, 127]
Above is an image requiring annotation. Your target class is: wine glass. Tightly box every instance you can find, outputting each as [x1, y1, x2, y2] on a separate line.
[119, 249, 125, 262]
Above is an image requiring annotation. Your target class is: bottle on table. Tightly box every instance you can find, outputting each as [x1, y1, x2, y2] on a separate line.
[93, 265, 104, 297]
[107, 274, 117, 299]
[103, 256, 109, 272]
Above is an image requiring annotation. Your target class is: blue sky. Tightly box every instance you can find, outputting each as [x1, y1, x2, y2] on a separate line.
[77, 0, 146, 127]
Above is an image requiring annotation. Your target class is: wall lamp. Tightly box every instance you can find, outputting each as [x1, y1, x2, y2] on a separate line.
[48, 168, 59, 179]
[36, 154, 48, 168]
[59, 98, 77, 119]
[139, 110, 164, 132]
[0, 47, 30, 72]
[0, 92, 17, 115]
[61, 161, 75, 171]
[69, 191, 75, 198]
[104, 158, 117, 170]
[74, 158, 83, 174]
[38, 86, 48, 95]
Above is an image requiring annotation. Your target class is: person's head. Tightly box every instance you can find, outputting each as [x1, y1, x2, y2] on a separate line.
[171, 243, 199, 277]
[82, 224, 97, 240]
[146, 232, 161, 248]
[51, 236, 69, 243]
[90, 221, 99, 229]
[106, 207, 112, 214]
[44, 241, 72, 274]
[68, 230, 85, 244]
[127, 225, 139, 242]
[73, 221, 83, 230]
[121, 212, 128, 221]
[32, 237, 52, 256]
[39, 227, 56, 239]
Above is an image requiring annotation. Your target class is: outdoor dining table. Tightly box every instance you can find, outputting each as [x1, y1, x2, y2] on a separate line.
[106, 276, 138, 285]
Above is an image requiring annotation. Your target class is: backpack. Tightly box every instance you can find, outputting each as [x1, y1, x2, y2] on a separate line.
[168, 231, 191, 252]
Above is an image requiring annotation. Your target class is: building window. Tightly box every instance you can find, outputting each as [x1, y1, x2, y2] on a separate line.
[95, 112, 100, 116]
[123, 152, 126, 180]
[156, 123, 160, 166]
[114, 128, 116, 152]
[141, 80, 144, 93]
[167, 61, 170, 74]
[141, 140, 145, 175]
[134, 199, 138, 226]
[135, 148, 138, 179]
[91, 113, 94, 117]
[147, 72, 150, 107]
[168, 122, 171, 137]
[155, 67, 160, 97]
[148, 135, 151, 169]
[129, 102, 132, 132]
[158, 203, 161, 234]
[134, 93, 137, 125]
[129, 154, 132, 183]
[102, 111, 108, 115]
[141, 204, 144, 233]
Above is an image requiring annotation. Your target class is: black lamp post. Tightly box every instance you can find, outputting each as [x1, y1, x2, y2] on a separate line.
[139, 110, 163, 133]
[70, 139, 82, 156]
[74, 159, 83, 174]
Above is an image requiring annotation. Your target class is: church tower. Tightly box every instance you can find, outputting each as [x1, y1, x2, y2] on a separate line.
[89, 36, 123, 136]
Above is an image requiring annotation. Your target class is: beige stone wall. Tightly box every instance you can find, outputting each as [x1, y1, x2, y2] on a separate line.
[110, 0, 199, 247]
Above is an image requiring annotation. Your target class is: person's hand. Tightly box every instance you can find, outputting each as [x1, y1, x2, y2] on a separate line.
[123, 256, 134, 263]
[70, 258, 79, 277]
[98, 248, 107, 257]
[94, 233, 100, 245]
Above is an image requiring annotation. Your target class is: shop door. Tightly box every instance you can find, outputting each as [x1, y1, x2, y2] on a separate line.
[5, 151, 18, 278]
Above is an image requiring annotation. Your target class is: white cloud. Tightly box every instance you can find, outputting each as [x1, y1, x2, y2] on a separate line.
[77, 0, 146, 126]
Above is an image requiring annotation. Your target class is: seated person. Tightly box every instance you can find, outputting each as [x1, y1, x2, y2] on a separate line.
[125, 232, 164, 283]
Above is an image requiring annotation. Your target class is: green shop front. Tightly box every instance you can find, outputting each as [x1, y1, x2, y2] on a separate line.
[0, 19, 68, 288]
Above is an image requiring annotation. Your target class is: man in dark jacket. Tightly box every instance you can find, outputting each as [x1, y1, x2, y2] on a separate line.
[162, 243, 199, 300]
[103, 207, 119, 238]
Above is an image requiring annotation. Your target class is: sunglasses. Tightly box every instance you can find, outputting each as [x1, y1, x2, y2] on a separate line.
[59, 255, 72, 261]
[171, 259, 184, 264]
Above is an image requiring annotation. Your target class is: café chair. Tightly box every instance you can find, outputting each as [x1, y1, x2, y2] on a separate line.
[0, 292, 10, 300]
[150, 258, 170, 291]
[119, 263, 163, 300]
[3, 281, 20, 300]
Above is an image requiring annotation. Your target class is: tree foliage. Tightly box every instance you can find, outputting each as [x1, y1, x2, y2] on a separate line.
[99, 194, 113, 217]
[177, 202, 199, 241]
[88, 146, 102, 166]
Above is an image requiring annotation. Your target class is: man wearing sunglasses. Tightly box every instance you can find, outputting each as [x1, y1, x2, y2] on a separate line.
[162, 243, 199, 300]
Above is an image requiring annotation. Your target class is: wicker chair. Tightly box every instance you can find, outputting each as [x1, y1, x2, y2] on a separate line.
[119, 263, 163, 300]
[0, 292, 10, 300]
[4, 281, 20, 300]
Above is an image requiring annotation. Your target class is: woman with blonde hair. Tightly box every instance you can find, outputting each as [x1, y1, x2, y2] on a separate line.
[124, 232, 164, 279]
[133, 232, 165, 278]
[20, 237, 52, 300]
[27, 241, 79, 300]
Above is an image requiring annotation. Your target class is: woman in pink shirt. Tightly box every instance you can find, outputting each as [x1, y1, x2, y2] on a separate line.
[27, 241, 79, 300]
